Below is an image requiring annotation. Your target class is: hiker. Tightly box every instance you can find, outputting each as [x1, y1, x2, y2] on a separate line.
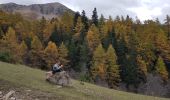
[52, 60, 63, 74]
[46, 60, 64, 80]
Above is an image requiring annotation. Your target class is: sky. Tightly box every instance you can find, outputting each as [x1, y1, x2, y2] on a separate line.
[0, 0, 170, 22]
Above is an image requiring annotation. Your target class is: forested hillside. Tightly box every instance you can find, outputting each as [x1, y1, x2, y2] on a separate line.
[0, 7, 170, 97]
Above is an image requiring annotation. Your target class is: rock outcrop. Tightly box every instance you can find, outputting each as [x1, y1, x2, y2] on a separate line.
[47, 71, 71, 86]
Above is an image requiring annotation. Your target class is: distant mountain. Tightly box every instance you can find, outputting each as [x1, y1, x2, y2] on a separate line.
[0, 2, 74, 19]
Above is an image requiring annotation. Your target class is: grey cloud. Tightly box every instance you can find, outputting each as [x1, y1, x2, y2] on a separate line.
[0, 0, 170, 21]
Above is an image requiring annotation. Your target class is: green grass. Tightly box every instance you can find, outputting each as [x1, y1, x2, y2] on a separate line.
[0, 61, 169, 100]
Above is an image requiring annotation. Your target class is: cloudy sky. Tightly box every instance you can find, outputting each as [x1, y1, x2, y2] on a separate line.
[0, 0, 170, 22]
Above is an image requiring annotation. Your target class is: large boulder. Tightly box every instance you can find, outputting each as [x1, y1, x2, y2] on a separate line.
[47, 71, 71, 86]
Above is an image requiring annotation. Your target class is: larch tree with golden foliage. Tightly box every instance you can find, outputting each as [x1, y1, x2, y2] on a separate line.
[136, 55, 147, 83]
[156, 56, 169, 83]
[106, 44, 120, 88]
[44, 41, 59, 69]
[43, 22, 55, 43]
[86, 24, 100, 52]
[91, 44, 106, 79]
[58, 42, 69, 67]
[30, 35, 44, 68]
[0, 27, 20, 63]
[18, 41, 28, 63]
[74, 16, 84, 41]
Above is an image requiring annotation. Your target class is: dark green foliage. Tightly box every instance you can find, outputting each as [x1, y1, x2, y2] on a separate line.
[0, 51, 11, 62]
[92, 8, 98, 26]
[124, 55, 139, 87]
[74, 12, 81, 27]
[81, 10, 89, 31]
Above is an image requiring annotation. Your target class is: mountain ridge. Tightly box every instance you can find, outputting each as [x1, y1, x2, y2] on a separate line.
[0, 2, 74, 19]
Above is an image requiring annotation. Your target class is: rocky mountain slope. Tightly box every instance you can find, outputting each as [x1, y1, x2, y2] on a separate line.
[0, 2, 74, 19]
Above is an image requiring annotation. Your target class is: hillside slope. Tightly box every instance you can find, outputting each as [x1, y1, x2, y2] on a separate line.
[0, 2, 74, 19]
[0, 61, 169, 100]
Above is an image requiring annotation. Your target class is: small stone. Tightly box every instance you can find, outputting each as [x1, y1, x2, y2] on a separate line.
[0, 91, 2, 95]
[10, 97, 16, 100]
[26, 90, 31, 92]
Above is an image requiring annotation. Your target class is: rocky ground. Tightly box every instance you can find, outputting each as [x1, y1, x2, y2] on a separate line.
[0, 80, 62, 100]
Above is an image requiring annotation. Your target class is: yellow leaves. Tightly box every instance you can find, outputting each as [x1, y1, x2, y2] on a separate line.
[61, 12, 74, 33]
[44, 41, 58, 69]
[2, 27, 17, 43]
[58, 42, 69, 65]
[44, 41, 58, 55]
[31, 36, 43, 51]
[93, 44, 105, 63]
[136, 55, 147, 76]
[156, 56, 169, 82]
[75, 17, 84, 33]
[106, 44, 117, 64]
[98, 63, 106, 79]
[19, 41, 27, 56]
[92, 44, 106, 79]
[86, 30, 100, 52]
[43, 22, 55, 41]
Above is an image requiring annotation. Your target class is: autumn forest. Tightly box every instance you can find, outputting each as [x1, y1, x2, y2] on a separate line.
[0, 7, 170, 92]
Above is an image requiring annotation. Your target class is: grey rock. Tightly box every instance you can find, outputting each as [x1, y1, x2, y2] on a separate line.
[47, 71, 71, 86]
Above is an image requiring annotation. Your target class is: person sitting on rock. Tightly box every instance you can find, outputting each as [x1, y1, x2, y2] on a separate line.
[46, 60, 64, 80]
[52, 60, 63, 74]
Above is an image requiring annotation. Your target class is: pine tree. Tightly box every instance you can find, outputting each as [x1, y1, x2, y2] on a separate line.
[124, 54, 139, 87]
[0, 28, 4, 38]
[164, 15, 170, 39]
[156, 56, 169, 82]
[79, 42, 89, 62]
[74, 12, 80, 27]
[92, 8, 98, 26]
[49, 23, 62, 46]
[68, 39, 79, 70]
[99, 14, 105, 27]
[81, 10, 89, 30]
[106, 44, 120, 88]
[58, 42, 69, 66]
